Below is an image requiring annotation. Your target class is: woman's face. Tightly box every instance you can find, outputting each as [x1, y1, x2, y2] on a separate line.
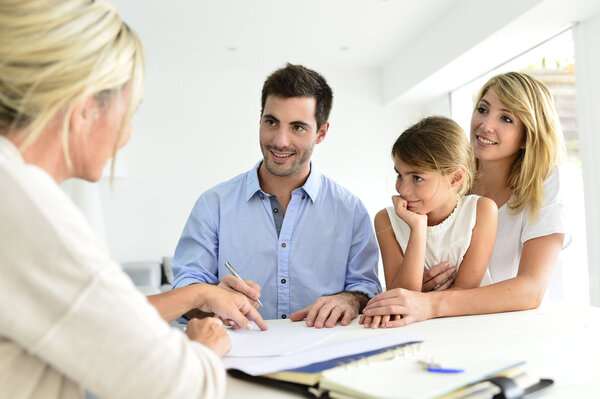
[470, 87, 525, 164]
[71, 89, 132, 182]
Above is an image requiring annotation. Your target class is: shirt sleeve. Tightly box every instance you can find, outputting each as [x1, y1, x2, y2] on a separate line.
[343, 199, 383, 298]
[172, 195, 220, 288]
[521, 166, 571, 248]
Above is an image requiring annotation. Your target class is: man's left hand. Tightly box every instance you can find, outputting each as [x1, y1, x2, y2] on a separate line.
[290, 292, 365, 328]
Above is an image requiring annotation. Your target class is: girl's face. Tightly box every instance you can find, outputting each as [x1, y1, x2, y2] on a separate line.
[394, 157, 457, 223]
[470, 87, 525, 164]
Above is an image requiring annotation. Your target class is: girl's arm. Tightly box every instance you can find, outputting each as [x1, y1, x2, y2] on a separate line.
[374, 208, 426, 291]
[363, 232, 564, 327]
[451, 197, 498, 289]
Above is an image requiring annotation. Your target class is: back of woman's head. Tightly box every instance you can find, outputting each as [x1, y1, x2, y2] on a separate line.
[0, 0, 144, 162]
[392, 116, 475, 197]
[475, 72, 564, 219]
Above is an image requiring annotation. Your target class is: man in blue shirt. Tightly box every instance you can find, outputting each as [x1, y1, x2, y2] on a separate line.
[172, 63, 381, 328]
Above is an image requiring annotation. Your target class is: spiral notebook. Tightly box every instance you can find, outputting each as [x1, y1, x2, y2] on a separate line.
[317, 348, 527, 399]
[231, 342, 550, 399]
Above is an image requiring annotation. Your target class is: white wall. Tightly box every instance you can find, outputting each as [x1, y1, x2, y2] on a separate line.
[97, 66, 418, 262]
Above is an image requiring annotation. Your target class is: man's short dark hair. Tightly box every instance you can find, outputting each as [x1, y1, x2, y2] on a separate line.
[261, 63, 333, 129]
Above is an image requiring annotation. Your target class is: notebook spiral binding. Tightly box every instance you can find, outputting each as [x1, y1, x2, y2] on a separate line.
[335, 341, 425, 370]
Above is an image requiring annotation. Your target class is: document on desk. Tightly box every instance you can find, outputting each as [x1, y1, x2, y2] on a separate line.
[224, 327, 423, 376]
[226, 321, 342, 357]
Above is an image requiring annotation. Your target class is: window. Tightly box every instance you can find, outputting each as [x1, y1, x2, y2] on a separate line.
[450, 29, 588, 304]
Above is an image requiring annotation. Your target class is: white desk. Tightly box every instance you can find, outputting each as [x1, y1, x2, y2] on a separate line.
[224, 303, 600, 398]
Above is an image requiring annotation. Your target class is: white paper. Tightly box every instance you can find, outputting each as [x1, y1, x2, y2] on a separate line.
[225, 321, 342, 357]
[223, 329, 423, 375]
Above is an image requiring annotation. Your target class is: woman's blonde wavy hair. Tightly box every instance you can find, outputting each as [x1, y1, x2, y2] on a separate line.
[474, 72, 564, 220]
[0, 0, 144, 175]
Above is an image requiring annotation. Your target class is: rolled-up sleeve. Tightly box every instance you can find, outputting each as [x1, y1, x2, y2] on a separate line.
[343, 200, 382, 298]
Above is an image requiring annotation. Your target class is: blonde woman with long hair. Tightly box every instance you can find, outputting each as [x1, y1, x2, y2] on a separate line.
[363, 72, 569, 326]
[0, 1, 264, 398]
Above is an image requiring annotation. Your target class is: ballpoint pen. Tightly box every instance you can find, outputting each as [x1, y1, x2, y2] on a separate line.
[224, 261, 264, 307]
[418, 359, 464, 374]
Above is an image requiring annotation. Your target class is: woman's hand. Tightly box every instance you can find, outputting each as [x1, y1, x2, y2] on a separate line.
[361, 288, 436, 328]
[185, 317, 231, 357]
[392, 195, 427, 230]
[422, 262, 456, 292]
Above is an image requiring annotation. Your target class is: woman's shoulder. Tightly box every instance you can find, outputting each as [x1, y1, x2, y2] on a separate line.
[541, 165, 565, 204]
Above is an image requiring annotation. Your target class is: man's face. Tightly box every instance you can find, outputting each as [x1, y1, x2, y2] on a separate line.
[259, 95, 327, 178]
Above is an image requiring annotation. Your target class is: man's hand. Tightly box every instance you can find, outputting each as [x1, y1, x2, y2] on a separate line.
[290, 292, 367, 328]
[218, 275, 262, 308]
[185, 317, 231, 357]
[422, 262, 455, 292]
[196, 284, 268, 331]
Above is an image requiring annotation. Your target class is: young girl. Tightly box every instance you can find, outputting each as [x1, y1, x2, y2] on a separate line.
[362, 73, 568, 328]
[363, 116, 497, 328]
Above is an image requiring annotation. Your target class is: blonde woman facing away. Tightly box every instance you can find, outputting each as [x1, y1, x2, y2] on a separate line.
[361, 117, 497, 329]
[363, 72, 569, 327]
[0, 1, 265, 398]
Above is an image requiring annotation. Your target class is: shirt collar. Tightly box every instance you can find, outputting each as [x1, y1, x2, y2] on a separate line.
[244, 160, 321, 203]
[0, 135, 23, 163]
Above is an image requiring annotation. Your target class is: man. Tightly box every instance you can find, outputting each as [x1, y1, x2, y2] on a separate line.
[172, 63, 381, 328]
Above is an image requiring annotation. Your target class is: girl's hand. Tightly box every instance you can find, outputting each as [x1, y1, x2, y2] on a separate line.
[359, 314, 402, 329]
[392, 195, 427, 230]
[185, 317, 231, 357]
[362, 288, 435, 327]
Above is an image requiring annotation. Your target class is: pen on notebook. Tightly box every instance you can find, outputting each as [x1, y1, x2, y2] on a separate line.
[418, 360, 464, 374]
[224, 261, 263, 307]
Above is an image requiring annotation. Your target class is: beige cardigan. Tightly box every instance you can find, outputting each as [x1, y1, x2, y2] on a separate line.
[0, 136, 225, 399]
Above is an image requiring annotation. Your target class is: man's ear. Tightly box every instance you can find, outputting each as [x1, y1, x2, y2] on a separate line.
[315, 122, 329, 144]
[450, 167, 465, 188]
[69, 95, 97, 135]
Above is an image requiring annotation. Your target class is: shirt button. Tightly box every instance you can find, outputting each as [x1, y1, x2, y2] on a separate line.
[281, 242, 286, 248]
[281, 278, 286, 284]
[281, 314, 287, 319]
[273, 208, 278, 213]
[302, 195, 306, 200]
[260, 196, 265, 200]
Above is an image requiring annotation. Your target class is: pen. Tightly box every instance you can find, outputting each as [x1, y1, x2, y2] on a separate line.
[426, 366, 464, 374]
[224, 261, 263, 307]
[418, 360, 464, 374]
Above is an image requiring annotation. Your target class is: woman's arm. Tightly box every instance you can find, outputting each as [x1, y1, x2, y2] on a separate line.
[451, 197, 498, 289]
[374, 208, 426, 291]
[363, 232, 565, 327]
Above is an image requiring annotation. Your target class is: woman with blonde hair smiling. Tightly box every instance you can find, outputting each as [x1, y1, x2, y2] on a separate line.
[0, 1, 265, 398]
[363, 72, 569, 327]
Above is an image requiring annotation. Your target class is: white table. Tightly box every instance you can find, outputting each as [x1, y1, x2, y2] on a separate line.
[224, 303, 600, 398]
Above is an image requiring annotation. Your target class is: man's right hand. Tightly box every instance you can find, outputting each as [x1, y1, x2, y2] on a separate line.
[218, 274, 262, 308]
[197, 284, 268, 331]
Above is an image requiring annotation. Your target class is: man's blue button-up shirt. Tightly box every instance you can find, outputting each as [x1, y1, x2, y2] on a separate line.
[172, 162, 382, 320]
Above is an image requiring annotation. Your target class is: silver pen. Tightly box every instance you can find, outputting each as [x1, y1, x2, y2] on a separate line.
[224, 261, 263, 307]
